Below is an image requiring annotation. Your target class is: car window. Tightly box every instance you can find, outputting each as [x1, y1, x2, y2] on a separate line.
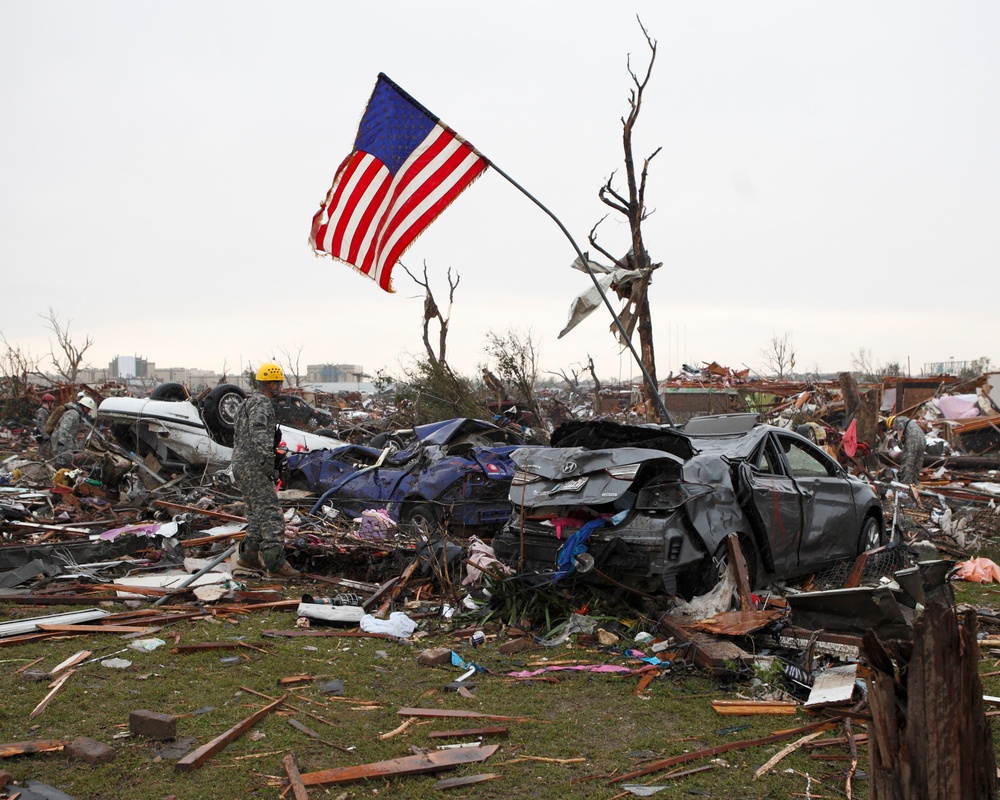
[754, 440, 783, 475]
[780, 437, 834, 478]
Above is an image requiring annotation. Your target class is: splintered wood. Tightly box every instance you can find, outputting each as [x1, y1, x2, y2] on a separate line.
[299, 745, 499, 787]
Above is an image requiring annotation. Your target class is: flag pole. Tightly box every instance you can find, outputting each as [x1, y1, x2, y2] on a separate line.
[486, 161, 672, 424]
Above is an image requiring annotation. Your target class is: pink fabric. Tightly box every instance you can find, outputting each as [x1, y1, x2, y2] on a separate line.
[937, 394, 981, 419]
[955, 557, 1000, 584]
[842, 419, 858, 458]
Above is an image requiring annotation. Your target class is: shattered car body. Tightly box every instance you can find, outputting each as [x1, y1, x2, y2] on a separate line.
[287, 418, 524, 531]
[493, 415, 884, 596]
[98, 386, 345, 471]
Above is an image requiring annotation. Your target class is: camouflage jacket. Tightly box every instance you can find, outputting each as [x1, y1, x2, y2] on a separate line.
[233, 390, 277, 472]
[51, 405, 84, 452]
[34, 405, 50, 432]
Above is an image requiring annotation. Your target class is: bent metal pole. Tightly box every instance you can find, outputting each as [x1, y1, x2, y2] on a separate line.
[486, 161, 672, 425]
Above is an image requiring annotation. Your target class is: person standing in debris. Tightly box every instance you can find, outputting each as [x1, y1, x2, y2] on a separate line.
[50, 396, 97, 468]
[892, 415, 926, 485]
[33, 393, 56, 440]
[232, 363, 300, 580]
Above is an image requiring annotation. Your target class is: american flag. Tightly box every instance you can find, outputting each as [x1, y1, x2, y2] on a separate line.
[310, 74, 488, 292]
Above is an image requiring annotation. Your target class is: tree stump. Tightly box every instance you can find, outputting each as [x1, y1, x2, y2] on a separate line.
[863, 575, 996, 799]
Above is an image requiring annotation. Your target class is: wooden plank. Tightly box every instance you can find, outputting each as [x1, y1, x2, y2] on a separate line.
[433, 773, 502, 790]
[427, 727, 509, 740]
[36, 624, 153, 634]
[0, 740, 66, 758]
[175, 694, 286, 772]
[48, 650, 91, 677]
[282, 752, 310, 800]
[710, 700, 798, 715]
[300, 745, 499, 787]
[610, 719, 838, 783]
[28, 670, 75, 720]
[725, 532, 754, 611]
[397, 708, 546, 723]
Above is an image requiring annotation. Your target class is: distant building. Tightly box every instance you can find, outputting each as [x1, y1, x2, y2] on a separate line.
[306, 364, 365, 384]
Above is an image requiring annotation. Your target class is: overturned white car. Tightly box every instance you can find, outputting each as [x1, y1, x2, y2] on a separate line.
[98, 384, 344, 471]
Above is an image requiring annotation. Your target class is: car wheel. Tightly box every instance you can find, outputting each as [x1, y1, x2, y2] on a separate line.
[858, 514, 883, 554]
[370, 432, 405, 454]
[202, 384, 246, 443]
[150, 382, 188, 401]
[402, 502, 439, 536]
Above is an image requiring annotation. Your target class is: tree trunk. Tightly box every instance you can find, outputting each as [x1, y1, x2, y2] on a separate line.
[636, 294, 663, 422]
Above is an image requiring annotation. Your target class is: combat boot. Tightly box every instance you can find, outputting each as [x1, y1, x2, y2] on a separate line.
[265, 563, 301, 580]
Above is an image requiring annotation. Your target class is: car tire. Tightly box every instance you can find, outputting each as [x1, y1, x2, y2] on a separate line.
[370, 432, 405, 454]
[150, 382, 189, 401]
[857, 514, 883, 554]
[202, 384, 246, 443]
[402, 502, 439, 536]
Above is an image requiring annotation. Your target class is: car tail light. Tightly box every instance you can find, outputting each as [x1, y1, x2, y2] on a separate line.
[605, 463, 642, 481]
[511, 470, 543, 486]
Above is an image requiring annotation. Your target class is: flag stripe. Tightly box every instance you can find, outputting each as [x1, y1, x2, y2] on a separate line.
[373, 147, 486, 287]
[356, 127, 456, 274]
[310, 74, 488, 291]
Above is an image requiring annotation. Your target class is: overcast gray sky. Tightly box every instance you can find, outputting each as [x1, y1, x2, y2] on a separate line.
[2, 1, 997, 383]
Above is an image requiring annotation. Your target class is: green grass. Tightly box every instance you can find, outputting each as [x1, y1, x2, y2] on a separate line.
[1, 582, 999, 799]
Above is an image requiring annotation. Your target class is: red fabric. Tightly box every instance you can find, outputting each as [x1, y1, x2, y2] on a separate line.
[842, 419, 857, 458]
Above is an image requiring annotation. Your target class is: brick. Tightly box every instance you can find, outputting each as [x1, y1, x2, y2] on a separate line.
[417, 647, 452, 667]
[130, 709, 177, 740]
[0, 769, 12, 787]
[497, 637, 532, 656]
[67, 737, 115, 765]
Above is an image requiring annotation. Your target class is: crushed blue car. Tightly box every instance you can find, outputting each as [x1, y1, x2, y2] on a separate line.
[286, 418, 526, 532]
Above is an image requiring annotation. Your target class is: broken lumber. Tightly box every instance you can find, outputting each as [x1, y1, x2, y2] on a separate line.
[432, 773, 502, 790]
[710, 700, 798, 715]
[397, 707, 548, 723]
[0, 740, 65, 758]
[282, 752, 310, 800]
[427, 727, 509, 740]
[175, 694, 286, 772]
[610, 718, 837, 783]
[753, 730, 826, 778]
[28, 670, 75, 720]
[299, 745, 498, 787]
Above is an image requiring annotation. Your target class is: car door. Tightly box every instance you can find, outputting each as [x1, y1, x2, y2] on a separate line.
[774, 433, 858, 564]
[737, 436, 802, 574]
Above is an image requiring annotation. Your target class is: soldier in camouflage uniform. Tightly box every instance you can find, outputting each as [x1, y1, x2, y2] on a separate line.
[892, 415, 926, 485]
[34, 394, 56, 439]
[51, 396, 97, 468]
[233, 363, 300, 579]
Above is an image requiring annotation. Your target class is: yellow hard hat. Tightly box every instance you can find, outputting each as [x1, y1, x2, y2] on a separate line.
[255, 362, 285, 383]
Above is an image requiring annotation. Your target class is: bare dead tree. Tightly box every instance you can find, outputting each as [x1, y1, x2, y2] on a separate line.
[760, 332, 797, 380]
[273, 343, 305, 387]
[401, 261, 459, 369]
[483, 327, 544, 428]
[588, 17, 665, 422]
[585, 355, 603, 416]
[41, 308, 94, 384]
[0, 332, 43, 399]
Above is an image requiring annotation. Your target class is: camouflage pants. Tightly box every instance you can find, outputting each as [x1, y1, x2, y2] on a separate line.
[233, 461, 286, 570]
